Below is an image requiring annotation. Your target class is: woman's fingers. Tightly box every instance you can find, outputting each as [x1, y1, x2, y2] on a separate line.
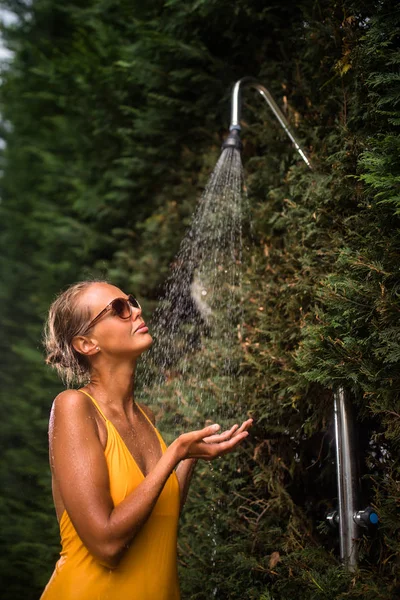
[202, 419, 253, 444]
[180, 419, 253, 461]
[232, 418, 253, 436]
[192, 423, 221, 440]
[203, 424, 239, 444]
[206, 431, 249, 458]
[204, 419, 253, 457]
[201, 430, 249, 458]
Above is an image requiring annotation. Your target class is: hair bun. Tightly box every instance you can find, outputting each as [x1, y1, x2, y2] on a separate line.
[45, 346, 64, 366]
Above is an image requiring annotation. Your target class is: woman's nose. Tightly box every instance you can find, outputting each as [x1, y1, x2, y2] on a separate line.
[131, 306, 142, 320]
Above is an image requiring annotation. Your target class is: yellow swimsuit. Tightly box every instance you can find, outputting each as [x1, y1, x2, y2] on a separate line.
[41, 391, 181, 600]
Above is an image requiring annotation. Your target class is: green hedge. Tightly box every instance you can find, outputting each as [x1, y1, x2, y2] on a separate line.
[0, 0, 399, 598]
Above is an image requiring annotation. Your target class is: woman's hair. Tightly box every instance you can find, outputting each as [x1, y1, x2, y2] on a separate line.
[44, 280, 108, 387]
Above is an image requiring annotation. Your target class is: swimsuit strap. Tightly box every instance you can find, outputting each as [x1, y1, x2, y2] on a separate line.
[78, 390, 153, 429]
[78, 389, 108, 422]
[136, 403, 166, 452]
[136, 403, 155, 428]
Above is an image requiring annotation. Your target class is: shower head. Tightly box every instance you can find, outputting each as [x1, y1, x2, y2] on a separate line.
[221, 127, 242, 151]
[223, 77, 312, 169]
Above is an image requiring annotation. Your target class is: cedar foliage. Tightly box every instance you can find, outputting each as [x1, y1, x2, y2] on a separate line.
[0, 0, 399, 598]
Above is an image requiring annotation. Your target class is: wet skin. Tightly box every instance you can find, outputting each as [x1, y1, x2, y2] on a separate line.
[49, 282, 253, 568]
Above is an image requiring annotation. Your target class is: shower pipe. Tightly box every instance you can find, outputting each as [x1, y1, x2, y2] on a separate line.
[328, 386, 378, 570]
[222, 78, 378, 569]
[221, 76, 312, 169]
[332, 386, 360, 569]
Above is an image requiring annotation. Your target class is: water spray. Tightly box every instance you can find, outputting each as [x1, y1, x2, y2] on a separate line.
[222, 77, 312, 169]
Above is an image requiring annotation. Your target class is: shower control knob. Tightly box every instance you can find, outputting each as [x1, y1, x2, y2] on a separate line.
[326, 510, 339, 529]
[353, 506, 379, 528]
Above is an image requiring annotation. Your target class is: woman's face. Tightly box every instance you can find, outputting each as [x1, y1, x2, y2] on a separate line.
[79, 282, 153, 359]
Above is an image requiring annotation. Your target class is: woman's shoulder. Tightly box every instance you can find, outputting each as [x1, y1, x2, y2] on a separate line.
[50, 389, 97, 426]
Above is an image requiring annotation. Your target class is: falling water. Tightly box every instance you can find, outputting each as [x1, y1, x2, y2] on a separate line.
[139, 146, 250, 430]
[137, 146, 250, 588]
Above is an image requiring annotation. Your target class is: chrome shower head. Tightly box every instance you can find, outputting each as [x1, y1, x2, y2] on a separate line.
[221, 127, 242, 151]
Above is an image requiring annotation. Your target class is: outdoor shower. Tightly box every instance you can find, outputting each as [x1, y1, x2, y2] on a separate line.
[222, 76, 312, 168]
[223, 77, 378, 570]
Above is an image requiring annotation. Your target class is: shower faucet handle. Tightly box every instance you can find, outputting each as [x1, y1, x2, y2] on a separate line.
[353, 506, 379, 528]
[327, 507, 379, 529]
[326, 510, 339, 529]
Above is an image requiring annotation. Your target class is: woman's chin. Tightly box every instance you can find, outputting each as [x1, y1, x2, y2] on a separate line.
[137, 333, 153, 353]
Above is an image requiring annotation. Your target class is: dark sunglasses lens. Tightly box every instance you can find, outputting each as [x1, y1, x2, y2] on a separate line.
[128, 295, 141, 309]
[112, 298, 131, 319]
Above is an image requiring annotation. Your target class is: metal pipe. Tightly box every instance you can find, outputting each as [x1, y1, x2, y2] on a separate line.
[333, 386, 360, 570]
[227, 76, 312, 169]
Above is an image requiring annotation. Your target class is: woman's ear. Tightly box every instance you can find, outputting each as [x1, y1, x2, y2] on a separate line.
[72, 336, 100, 356]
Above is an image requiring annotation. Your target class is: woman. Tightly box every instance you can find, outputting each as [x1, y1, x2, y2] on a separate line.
[41, 280, 252, 600]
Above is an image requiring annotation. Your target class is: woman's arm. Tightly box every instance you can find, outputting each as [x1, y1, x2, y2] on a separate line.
[175, 458, 198, 512]
[139, 403, 197, 512]
[50, 391, 251, 569]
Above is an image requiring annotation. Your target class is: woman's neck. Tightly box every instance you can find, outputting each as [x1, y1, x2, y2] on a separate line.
[85, 360, 137, 414]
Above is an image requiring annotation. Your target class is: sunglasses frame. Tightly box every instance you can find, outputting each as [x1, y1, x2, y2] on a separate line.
[82, 294, 141, 334]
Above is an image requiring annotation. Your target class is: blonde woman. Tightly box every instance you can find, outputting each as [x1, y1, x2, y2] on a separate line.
[41, 280, 252, 600]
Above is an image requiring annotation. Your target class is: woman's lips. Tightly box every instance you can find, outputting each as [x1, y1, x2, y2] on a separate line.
[135, 323, 149, 333]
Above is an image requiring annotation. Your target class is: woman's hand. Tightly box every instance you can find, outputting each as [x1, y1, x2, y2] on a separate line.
[175, 418, 253, 461]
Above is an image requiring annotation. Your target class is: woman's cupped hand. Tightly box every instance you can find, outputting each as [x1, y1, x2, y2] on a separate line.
[175, 419, 253, 461]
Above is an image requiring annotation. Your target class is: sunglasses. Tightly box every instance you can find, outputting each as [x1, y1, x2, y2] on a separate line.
[83, 294, 141, 333]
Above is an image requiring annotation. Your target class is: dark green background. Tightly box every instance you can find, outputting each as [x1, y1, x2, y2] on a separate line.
[1, 0, 399, 598]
